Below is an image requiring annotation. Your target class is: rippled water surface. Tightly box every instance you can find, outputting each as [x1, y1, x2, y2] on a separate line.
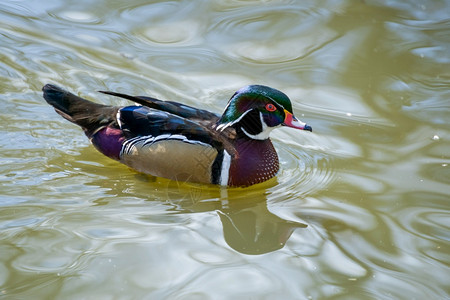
[1, 0, 449, 299]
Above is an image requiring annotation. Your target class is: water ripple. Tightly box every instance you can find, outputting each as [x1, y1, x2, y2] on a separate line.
[275, 142, 334, 198]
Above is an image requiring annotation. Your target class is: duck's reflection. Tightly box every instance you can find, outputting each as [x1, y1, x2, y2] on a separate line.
[217, 198, 307, 255]
[163, 179, 307, 255]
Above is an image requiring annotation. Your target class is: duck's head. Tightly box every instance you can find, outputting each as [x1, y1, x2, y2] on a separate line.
[217, 85, 312, 140]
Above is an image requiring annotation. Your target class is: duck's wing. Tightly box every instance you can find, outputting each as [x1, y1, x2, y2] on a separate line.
[100, 91, 220, 122]
[118, 105, 238, 158]
[117, 105, 219, 146]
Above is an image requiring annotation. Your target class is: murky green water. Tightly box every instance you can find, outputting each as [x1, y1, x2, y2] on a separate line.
[1, 0, 449, 299]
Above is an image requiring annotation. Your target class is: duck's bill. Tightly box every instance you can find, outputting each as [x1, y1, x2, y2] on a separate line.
[283, 110, 312, 132]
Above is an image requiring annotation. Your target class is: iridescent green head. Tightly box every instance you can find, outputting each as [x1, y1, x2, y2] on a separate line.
[217, 85, 311, 140]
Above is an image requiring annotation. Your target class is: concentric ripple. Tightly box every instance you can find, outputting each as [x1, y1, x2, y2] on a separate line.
[270, 129, 336, 201]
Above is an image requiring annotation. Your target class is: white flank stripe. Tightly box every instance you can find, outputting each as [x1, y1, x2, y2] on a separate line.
[116, 110, 122, 129]
[120, 134, 211, 158]
[220, 150, 231, 186]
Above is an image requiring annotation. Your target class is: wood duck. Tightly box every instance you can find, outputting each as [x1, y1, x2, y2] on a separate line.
[43, 84, 312, 187]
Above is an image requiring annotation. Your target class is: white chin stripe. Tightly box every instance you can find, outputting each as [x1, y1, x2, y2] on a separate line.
[241, 111, 274, 140]
[220, 150, 231, 186]
[241, 126, 274, 140]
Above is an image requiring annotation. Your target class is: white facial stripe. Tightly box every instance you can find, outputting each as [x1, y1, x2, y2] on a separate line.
[220, 150, 231, 186]
[217, 108, 253, 132]
[266, 95, 286, 111]
[216, 123, 228, 131]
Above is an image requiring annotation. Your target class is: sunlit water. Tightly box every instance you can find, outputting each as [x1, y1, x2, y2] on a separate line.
[1, 0, 449, 299]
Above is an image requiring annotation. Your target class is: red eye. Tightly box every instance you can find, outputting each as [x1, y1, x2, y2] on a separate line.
[265, 103, 277, 112]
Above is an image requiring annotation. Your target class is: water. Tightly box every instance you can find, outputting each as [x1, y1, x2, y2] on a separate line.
[1, 0, 449, 299]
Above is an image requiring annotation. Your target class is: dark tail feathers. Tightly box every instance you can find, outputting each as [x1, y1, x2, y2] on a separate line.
[43, 84, 118, 137]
